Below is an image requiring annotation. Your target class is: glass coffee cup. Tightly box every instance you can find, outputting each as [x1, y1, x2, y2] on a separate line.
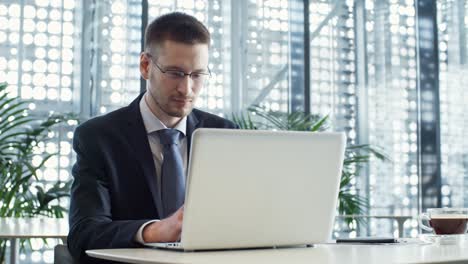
[419, 208, 468, 235]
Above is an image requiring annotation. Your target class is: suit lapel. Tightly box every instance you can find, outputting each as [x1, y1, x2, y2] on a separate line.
[122, 94, 163, 218]
[186, 111, 200, 159]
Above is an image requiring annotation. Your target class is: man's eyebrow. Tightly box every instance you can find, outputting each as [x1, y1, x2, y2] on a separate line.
[191, 68, 209, 73]
[164, 65, 208, 72]
[161, 65, 184, 71]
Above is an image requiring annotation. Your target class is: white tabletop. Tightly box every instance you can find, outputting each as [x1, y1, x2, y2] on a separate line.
[86, 239, 468, 264]
[0, 217, 68, 239]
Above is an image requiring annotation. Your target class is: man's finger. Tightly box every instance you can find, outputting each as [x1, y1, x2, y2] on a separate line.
[177, 210, 184, 221]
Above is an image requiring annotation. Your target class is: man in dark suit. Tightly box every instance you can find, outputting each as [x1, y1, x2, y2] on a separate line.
[68, 12, 237, 262]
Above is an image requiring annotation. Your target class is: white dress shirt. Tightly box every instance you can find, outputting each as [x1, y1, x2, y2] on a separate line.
[135, 94, 188, 243]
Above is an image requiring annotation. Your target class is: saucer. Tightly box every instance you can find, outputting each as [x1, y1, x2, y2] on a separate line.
[419, 233, 468, 245]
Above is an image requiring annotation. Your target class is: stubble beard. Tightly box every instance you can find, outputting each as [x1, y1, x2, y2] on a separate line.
[156, 95, 194, 118]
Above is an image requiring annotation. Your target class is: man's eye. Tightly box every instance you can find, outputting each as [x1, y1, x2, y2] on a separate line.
[167, 71, 184, 78]
[192, 72, 209, 79]
[191, 73, 202, 79]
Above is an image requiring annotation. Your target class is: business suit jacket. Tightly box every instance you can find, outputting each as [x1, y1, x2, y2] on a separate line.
[67, 93, 237, 262]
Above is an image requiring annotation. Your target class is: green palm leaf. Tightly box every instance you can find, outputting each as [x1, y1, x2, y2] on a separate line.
[0, 82, 79, 262]
[231, 112, 257, 130]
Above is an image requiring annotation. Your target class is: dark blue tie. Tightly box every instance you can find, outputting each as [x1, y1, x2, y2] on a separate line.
[158, 129, 185, 218]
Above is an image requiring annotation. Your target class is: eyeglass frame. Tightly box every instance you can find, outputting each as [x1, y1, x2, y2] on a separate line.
[145, 52, 211, 81]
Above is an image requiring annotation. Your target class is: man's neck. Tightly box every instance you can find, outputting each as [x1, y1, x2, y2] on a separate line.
[144, 94, 182, 128]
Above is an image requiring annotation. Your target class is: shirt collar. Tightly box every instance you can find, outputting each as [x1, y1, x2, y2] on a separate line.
[139, 93, 187, 136]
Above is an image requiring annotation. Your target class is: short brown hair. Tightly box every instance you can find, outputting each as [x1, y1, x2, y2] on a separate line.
[144, 12, 210, 54]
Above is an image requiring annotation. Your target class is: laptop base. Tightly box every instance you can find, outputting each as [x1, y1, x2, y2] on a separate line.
[146, 243, 316, 252]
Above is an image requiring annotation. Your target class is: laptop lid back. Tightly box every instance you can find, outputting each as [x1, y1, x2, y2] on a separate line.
[181, 129, 346, 250]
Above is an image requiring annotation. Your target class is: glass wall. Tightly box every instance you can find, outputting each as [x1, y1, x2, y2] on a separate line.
[84, 0, 142, 115]
[437, 0, 468, 208]
[0, 0, 79, 262]
[364, 0, 420, 238]
[309, 0, 468, 238]
[307, 0, 420, 238]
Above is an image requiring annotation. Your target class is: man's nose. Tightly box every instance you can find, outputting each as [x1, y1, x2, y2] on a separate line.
[177, 75, 193, 96]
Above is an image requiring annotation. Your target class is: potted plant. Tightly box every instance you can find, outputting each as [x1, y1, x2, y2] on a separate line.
[0, 82, 78, 263]
[231, 106, 389, 225]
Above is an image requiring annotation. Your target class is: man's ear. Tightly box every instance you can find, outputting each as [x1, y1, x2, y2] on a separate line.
[140, 52, 150, 80]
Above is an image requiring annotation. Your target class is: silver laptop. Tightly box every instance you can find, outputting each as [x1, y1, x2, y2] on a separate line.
[144, 128, 346, 251]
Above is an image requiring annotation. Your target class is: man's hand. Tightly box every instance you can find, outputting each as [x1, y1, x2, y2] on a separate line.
[142, 206, 184, 243]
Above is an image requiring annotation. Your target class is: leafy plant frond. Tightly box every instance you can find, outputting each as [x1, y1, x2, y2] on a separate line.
[246, 105, 330, 132]
[344, 155, 371, 166]
[0, 117, 37, 138]
[309, 114, 329, 132]
[0, 82, 79, 262]
[346, 144, 391, 162]
[0, 97, 26, 116]
[248, 105, 287, 130]
[338, 191, 369, 225]
[231, 112, 257, 130]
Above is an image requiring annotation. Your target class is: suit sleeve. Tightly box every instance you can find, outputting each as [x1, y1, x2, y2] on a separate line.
[67, 124, 148, 261]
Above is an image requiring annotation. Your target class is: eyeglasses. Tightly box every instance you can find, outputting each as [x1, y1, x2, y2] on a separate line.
[146, 53, 211, 82]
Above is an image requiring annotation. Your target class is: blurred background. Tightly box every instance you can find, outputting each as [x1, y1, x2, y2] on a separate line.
[0, 0, 467, 263]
